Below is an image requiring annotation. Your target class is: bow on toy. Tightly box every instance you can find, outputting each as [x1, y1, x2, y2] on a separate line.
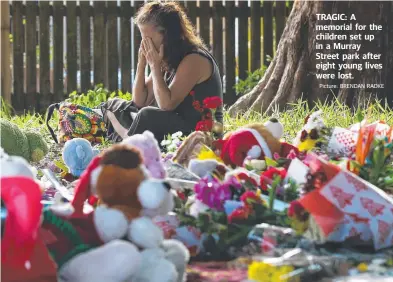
[1, 176, 43, 267]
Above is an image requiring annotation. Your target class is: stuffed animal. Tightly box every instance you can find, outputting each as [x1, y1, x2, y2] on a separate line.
[64, 144, 190, 282]
[217, 123, 299, 168]
[62, 138, 100, 177]
[1, 150, 57, 282]
[0, 118, 49, 162]
[263, 118, 284, 140]
[188, 159, 229, 179]
[40, 154, 142, 282]
[122, 130, 166, 179]
[292, 110, 326, 152]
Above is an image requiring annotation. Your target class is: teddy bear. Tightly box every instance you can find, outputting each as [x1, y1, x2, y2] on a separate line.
[122, 130, 167, 179]
[216, 122, 299, 168]
[65, 143, 190, 282]
[62, 138, 100, 177]
[0, 149, 142, 282]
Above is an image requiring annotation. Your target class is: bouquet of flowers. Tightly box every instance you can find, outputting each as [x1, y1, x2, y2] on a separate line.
[175, 170, 292, 259]
[347, 121, 393, 191]
[192, 96, 224, 136]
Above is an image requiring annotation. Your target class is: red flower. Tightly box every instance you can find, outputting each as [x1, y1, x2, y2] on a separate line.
[192, 100, 203, 112]
[189, 90, 195, 96]
[227, 206, 250, 223]
[176, 191, 186, 201]
[288, 200, 308, 221]
[260, 167, 287, 190]
[203, 97, 223, 109]
[195, 119, 213, 132]
[205, 111, 213, 120]
[237, 173, 258, 187]
[240, 191, 264, 208]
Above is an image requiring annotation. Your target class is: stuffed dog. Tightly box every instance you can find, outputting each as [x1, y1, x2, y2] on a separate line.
[63, 144, 189, 282]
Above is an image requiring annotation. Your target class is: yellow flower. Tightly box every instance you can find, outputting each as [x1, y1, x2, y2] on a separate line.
[357, 262, 368, 272]
[298, 138, 318, 152]
[248, 262, 295, 282]
[248, 262, 271, 281]
[197, 145, 223, 163]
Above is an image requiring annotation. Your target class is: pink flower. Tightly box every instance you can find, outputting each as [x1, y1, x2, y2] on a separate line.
[286, 149, 298, 160]
[194, 177, 231, 211]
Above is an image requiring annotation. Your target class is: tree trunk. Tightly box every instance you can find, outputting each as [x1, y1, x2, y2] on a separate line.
[228, 0, 393, 117]
[1, 1, 12, 105]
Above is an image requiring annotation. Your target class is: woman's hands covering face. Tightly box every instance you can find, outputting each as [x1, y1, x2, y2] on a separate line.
[142, 37, 164, 69]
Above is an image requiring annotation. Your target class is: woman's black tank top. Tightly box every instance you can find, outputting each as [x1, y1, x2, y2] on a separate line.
[164, 47, 224, 127]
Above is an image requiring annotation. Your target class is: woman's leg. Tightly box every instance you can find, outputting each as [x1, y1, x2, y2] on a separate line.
[100, 98, 140, 142]
[106, 111, 128, 139]
[127, 107, 193, 144]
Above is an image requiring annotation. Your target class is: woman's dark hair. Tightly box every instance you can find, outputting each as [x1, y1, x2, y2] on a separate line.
[135, 1, 207, 72]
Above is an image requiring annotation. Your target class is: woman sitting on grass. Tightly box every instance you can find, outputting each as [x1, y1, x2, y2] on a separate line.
[101, 1, 223, 144]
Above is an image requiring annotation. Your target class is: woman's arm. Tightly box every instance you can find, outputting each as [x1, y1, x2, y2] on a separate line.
[132, 41, 155, 108]
[145, 38, 211, 111]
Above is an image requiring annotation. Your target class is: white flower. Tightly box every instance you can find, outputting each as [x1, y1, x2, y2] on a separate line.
[250, 159, 266, 171]
[167, 143, 177, 152]
[172, 131, 183, 138]
[161, 139, 171, 146]
[171, 138, 180, 145]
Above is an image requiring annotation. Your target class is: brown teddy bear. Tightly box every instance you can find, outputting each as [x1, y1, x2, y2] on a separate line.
[216, 122, 299, 168]
[68, 143, 190, 282]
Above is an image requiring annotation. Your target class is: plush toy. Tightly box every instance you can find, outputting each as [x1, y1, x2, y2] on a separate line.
[63, 144, 190, 282]
[292, 110, 326, 152]
[172, 131, 213, 168]
[122, 130, 166, 179]
[62, 138, 100, 177]
[1, 150, 57, 282]
[188, 159, 229, 179]
[0, 118, 49, 162]
[217, 123, 299, 168]
[263, 118, 284, 140]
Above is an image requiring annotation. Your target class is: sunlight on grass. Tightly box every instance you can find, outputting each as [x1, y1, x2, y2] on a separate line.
[224, 98, 393, 142]
[1, 96, 392, 145]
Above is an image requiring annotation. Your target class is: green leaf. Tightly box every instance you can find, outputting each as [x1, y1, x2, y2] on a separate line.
[54, 160, 69, 173]
[265, 157, 278, 167]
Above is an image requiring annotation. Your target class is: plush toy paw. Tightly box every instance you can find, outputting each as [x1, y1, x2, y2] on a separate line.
[58, 240, 141, 282]
[162, 239, 190, 282]
[94, 206, 129, 243]
[188, 159, 219, 178]
[128, 217, 164, 249]
[133, 248, 178, 282]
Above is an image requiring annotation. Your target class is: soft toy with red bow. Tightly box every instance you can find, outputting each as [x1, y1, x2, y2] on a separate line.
[214, 120, 299, 168]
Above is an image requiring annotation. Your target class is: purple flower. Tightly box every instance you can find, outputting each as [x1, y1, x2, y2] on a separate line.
[176, 141, 183, 148]
[194, 177, 232, 211]
[162, 153, 174, 162]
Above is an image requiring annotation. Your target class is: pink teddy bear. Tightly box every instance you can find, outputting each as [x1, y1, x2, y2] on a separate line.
[122, 130, 167, 179]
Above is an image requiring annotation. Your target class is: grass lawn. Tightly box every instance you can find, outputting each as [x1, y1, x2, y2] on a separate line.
[1, 92, 392, 150]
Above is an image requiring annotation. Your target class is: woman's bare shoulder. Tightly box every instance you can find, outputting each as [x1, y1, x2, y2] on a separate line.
[179, 53, 212, 83]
